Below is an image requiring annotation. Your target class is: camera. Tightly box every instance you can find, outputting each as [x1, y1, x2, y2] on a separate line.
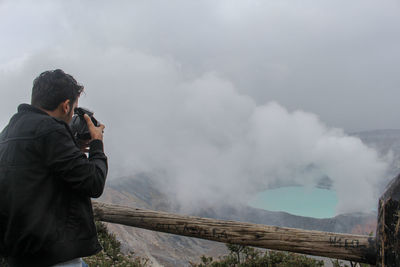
[70, 107, 100, 141]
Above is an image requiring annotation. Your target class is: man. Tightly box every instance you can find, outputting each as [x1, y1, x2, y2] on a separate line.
[0, 69, 108, 266]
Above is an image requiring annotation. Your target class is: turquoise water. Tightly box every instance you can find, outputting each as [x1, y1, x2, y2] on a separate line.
[248, 186, 338, 218]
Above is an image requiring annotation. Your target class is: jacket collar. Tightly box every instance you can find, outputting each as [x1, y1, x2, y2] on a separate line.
[17, 103, 76, 144]
[17, 103, 70, 126]
[18, 103, 50, 116]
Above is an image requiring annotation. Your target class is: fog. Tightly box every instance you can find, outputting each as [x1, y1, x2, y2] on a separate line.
[1, 0, 398, 214]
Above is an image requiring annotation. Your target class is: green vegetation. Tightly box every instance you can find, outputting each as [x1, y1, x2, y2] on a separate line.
[191, 244, 372, 267]
[331, 259, 370, 267]
[83, 221, 148, 267]
[190, 244, 325, 267]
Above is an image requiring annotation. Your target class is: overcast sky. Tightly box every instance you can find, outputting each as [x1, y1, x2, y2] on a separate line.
[1, 0, 399, 132]
[0, 0, 398, 214]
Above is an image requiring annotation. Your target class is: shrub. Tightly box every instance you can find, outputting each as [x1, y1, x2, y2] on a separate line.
[191, 244, 325, 267]
[83, 221, 149, 267]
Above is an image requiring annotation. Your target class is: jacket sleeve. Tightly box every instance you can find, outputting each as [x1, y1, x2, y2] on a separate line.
[43, 128, 108, 198]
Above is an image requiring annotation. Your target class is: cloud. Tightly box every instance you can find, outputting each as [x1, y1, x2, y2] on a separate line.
[2, 0, 400, 131]
[0, 0, 394, 215]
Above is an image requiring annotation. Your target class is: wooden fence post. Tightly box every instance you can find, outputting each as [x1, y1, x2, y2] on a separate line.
[377, 174, 400, 266]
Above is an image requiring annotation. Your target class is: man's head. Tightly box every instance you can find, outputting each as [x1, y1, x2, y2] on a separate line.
[31, 69, 84, 123]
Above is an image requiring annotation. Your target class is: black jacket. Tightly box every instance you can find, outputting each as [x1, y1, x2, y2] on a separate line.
[0, 104, 108, 266]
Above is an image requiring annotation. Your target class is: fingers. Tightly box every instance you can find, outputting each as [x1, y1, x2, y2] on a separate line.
[84, 114, 105, 132]
[83, 114, 105, 141]
[83, 114, 94, 127]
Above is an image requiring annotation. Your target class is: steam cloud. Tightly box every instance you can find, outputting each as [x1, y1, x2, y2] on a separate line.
[0, 45, 389, 215]
[0, 0, 395, 215]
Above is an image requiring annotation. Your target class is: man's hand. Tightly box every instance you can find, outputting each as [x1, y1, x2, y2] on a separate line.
[84, 114, 105, 141]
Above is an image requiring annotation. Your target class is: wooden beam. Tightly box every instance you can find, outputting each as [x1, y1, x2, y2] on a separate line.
[377, 174, 400, 266]
[92, 201, 376, 264]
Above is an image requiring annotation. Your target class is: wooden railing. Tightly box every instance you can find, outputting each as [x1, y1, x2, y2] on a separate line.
[93, 174, 400, 267]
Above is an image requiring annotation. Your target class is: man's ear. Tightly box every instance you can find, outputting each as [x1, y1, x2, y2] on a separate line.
[61, 99, 71, 114]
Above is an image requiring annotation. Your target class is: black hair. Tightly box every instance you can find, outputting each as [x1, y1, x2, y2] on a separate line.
[31, 69, 84, 110]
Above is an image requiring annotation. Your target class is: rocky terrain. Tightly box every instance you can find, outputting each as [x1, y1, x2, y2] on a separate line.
[97, 129, 400, 266]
